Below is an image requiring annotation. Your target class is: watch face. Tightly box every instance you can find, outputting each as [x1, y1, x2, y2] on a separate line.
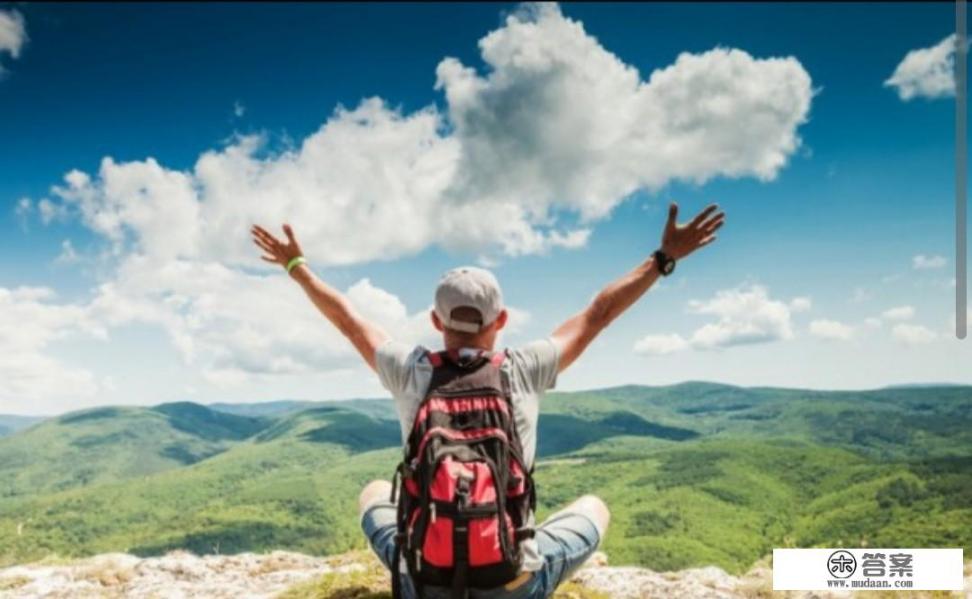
[663, 260, 675, 275]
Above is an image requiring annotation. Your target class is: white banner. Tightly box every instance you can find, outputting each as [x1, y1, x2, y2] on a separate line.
[773, 548, 964, 591]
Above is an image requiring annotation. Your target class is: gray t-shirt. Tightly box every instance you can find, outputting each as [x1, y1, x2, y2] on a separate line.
[374, 336, 560, 571]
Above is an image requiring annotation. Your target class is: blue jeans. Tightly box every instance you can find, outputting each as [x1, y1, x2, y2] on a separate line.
[361, 500, 601, 599]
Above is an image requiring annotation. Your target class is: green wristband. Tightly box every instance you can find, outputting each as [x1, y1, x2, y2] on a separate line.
[286, 256, 307, 274]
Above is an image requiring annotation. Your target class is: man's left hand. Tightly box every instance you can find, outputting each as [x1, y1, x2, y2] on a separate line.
[660, 202, 725, 260]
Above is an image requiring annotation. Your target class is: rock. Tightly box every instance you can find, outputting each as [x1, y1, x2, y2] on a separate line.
[1, 551, 969, 598]
[0, 550, 338, 598]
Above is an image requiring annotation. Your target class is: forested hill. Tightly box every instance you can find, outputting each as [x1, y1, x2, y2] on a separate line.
[0, 383, 969, 574]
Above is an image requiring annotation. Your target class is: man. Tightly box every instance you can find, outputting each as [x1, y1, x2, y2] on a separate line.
[250, 202, 724, 598]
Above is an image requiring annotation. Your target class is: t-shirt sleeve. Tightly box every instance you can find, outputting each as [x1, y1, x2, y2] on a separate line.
[375, 338, 422, 396]
[508, 336, 560, 393]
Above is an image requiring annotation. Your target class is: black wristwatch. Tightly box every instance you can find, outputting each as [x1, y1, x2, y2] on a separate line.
[653, 249, 676, 276]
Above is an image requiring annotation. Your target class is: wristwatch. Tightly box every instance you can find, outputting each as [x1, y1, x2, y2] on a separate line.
[653, 249, 676, 276]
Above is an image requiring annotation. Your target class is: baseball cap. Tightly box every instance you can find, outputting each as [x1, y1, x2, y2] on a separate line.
[434, 266, 504, 334]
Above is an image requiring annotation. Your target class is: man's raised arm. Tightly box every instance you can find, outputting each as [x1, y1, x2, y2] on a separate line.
[551, 202, 725, 373]
[250, 223, 389, 372]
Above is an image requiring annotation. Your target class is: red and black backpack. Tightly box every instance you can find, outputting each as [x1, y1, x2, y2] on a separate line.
[389, 348, 536, 599]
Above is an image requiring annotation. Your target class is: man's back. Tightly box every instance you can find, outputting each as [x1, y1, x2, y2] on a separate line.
[374, 337, 561, 576]
[374, 337, 561, 471]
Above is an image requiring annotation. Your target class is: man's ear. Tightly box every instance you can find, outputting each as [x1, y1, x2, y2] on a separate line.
[493, 309, 509, 331]
[430, 309, 444, 332]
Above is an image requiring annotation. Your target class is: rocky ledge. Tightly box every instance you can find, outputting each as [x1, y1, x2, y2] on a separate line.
[1, 550, 969, 598]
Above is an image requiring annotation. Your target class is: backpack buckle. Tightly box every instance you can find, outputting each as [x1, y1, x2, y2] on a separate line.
[455, 476, 472, 509]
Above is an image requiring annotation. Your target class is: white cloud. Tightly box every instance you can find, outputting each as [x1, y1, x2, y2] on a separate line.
[912, 254, 946, 270]
[808, 318, 854, 341]
[637, 285, 801, 355]
[892, 323, 937, 345]
[233, 101, 246, 118]
[0, 9, 26, 69]
[20, 3, 814, 392]
[0, 286, 105, 410]
[76, 254, 531, 391]
[83, 258, 427, 385]
[633, 333, 690, 355]
[881, 305, 915, 321]
[41, 3, 812, 267]
[38, 198, 70, 225]
[885, 35, 958, 101]
[789, 297, 812, 312]
[437, 3, 813, 235]
[686, 285, 797, 349]
[864, 317, 882, 329]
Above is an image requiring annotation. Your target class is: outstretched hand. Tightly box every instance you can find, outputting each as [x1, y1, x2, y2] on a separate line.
[250, 223, 304, 270]
[660, 202, 725, 261]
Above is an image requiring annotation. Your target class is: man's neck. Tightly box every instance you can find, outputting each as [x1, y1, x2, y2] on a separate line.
[443, 337, 494, 352]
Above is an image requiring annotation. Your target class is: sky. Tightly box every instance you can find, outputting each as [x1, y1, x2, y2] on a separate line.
[0, 2, 968, 415]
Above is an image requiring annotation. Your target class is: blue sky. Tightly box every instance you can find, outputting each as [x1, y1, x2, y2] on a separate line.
[0, 2, 968, 415]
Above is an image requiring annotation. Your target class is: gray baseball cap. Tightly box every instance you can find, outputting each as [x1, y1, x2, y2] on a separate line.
[434, 266, 504, 333]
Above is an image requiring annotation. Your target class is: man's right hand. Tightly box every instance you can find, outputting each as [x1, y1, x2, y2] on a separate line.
[250, 223, 305, 272]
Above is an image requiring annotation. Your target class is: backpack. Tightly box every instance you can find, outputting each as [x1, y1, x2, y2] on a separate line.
[389, 348, 536, 599]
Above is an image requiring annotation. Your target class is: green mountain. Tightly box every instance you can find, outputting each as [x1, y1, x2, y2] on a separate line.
[0, 405, 398, 563]
[0, 384, 969, 575]
[209, 398, 398, 422]
[0, 402, 267, 498]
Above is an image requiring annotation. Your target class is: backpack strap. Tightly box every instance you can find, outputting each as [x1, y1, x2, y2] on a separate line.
[391, 463, 406, 599]
[451, 476, 472, 599]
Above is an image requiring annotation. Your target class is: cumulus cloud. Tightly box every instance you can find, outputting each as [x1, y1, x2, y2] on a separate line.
[0, 9, 26, 70]
[635, 285, 802, 355]
[0, 286, 104, 409]
[885, 35, 959, 101]
[808, 318, 854, 341]
[686, 285, 798, 349]
[912, 254, 946, 270]
[789, 297, 812, 312]
[864, 317, 882, 329]
[892, 323, 937, 345]
[39, 253, 530, 393]
[83, 258, 447, 388]
[22, 3, 813, 394]
[436, 3, 813, 236]
[633, 333, 690, 356]
[42, 3, 813, 267]
[881, 305, 915, 321]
